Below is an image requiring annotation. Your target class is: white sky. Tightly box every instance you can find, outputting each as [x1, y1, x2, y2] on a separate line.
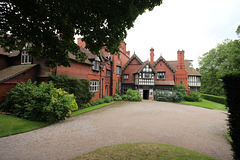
[124, 0, 240, 68]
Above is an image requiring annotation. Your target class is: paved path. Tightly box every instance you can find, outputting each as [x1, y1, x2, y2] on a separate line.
[0, 101, 232, 160]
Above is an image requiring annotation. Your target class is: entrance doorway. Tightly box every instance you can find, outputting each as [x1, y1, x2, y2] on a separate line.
[143, 90, 149, 100]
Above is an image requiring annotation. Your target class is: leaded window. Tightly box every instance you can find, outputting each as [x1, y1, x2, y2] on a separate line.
[21, 51, 32, 64]
[90, 80, 99, 92]
[157, 72, 165, 80]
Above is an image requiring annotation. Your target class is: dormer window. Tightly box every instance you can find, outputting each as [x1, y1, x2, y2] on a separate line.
[21, 51, 32, 64]
[92, 57, 100, 71]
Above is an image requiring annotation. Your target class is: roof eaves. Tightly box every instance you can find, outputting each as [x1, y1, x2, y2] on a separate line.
[122, 53, 143, 71]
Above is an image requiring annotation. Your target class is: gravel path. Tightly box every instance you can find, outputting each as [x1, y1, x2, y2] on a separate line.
[0, 101, 232, 160]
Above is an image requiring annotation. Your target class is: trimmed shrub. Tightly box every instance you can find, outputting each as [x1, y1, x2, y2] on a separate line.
[114, 94, 122, 101]
[185, 91, 202, 102]
[122, 89, 141, 101]
[223, 71, 240, 160]
[0, 80, 78, 122]
[103, 96, 113, 103]
[49, 75, 93, 108]
[201, 94, 226, 105]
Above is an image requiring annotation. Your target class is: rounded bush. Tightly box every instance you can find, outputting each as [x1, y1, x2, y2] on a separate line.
[0, 80, 78, 122]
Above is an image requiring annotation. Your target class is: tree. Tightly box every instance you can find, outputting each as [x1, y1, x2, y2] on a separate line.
[0, 0, 162, 68]
[198, 27, 240, 96]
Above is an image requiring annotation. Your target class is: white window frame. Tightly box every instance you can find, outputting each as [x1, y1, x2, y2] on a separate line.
[157, 72, 165, 80]
[92, 60, 100, 71]
[90, 80, 99, 92]
[117, 66, 121, 75]
[21, 51, 32, 64]
[124, 74, 129, 80]
[143, 72, 151, 78]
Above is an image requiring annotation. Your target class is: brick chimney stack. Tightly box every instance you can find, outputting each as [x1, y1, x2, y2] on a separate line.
[150, 48, 154, 66]
[177, 50, 185, 69]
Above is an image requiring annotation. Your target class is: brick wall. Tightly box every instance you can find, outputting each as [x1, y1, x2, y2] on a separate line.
[154, 60, 174, 81]
[0, 55, 8, 70]
[122, 58, 142, 84]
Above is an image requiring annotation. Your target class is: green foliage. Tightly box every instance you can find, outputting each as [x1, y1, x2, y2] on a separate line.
[103, 96, 114, 103]
[153, 90, 171, 102]
[0, 80, 78, 122]
[153, 90, 183, 103]
[49, 75, 93, 108]
[173, 85, 187, 101]
[0, 1, 162, 67]
[222, 71, 240, 160]
[114, 94, 122, 101]
[95, 98, 105, 105]
[199, 38, 240, 96]
[0, 114, 48, 137]
[201, 94, 226, 105]
[185, 91, 202, 102]
[121, 89, 142, 101]
[115, 89, 121, 95]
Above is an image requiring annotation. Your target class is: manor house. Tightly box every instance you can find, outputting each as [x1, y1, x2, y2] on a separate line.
[0, 39, 201, 101]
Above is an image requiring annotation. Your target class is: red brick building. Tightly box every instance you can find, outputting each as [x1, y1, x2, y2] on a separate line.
[0, 41, 200, 102]
[0, 39, 130, 101]
[122, 48, 201, 100]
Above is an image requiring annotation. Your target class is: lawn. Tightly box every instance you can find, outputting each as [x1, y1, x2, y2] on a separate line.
[0, 101, 116, 137]
[0, 114, 49, 138]
[71, 101, 116, 117]
[180, 99, 227, 111]
[73, 143, 217, 160]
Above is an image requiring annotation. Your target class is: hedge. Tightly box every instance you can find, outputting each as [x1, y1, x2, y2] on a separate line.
[222, 71, 240, 160]
[201, 94, 226, 105]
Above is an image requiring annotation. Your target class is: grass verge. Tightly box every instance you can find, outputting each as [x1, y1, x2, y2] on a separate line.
[71, 101, 116, 117]
[0, 114, 49, 138]
[180, 99, 227, 111]
[226, 131, 232, 143]
[73, 143, 217, 160]
[0, 101, 116, 137]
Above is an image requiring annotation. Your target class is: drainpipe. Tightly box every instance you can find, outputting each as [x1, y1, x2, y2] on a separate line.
[110, 59, 113, 96]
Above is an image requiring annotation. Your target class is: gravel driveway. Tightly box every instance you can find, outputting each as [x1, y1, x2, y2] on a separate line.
[0, 101, 232, 160]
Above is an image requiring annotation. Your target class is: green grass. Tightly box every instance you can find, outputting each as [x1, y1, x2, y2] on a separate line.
[0, 101, 116, 137]
[0, 114, 49, 138]
[226, 131, 233, 143]
[73, 143, 217, 160]
[180, 99, 227, 111]
[71, 101, 116, 117]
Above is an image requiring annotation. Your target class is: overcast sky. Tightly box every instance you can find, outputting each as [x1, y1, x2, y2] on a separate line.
[124, 0, 240, 68]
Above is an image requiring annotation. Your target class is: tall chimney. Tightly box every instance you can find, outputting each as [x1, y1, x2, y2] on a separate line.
[177, 50, 185, 69]
[150, 48, 154, 66]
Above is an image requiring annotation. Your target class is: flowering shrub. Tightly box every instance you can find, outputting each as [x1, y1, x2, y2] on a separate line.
[0, 80, 78, 122]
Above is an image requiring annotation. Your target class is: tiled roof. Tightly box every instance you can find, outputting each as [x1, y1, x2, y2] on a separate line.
[0, 48, 20, 57]
[69, 46, 100, 65]
[122, 53, 143, 71]
[167, 60, 201, 76]
[155, 80, 175, 86]
[153, 56, 175, 72]
[0, 64, 38, 83]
